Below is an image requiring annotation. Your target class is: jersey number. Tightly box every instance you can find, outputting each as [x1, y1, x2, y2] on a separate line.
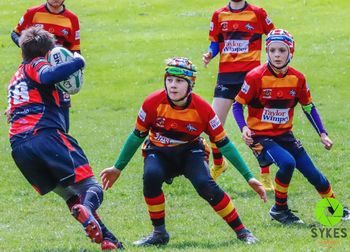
[10, 81, 29, 105]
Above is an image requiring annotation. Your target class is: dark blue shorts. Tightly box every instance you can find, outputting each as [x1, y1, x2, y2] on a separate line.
[250, 131, 304, 167]
[11, 129, 94, 195]
[214, 72, 247, 99]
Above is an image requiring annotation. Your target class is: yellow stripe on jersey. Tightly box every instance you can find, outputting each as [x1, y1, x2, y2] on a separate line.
[156, 104, 202, 123]
[32, 12, 72, 29]
[147, 203, 165, 212]
[217, 201, 235, 218]
[261, 75, 299, 89]
[219, 11, 258, 23]
[235, 96, 248, 105]
[135, 121, 148, 133]
[220, 50, 261, 62]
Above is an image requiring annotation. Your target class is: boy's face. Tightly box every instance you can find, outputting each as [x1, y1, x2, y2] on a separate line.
[267, 42, 290, 68]
[47, 0, 65, 8]
[165, 76, 189, 102]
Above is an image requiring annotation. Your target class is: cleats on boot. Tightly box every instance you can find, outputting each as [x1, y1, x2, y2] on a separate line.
[133, 231, 170, 246]
[71, 204, 103, 243]
[260, 173, 274, 191]
[101, 239, 124, 250]
[210, 159, 228, 181]
[237, 229, 258, 244]
[269, 206, 304, 225]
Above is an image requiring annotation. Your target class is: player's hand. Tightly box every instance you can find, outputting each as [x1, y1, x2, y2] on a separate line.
[100, 166, 121, 190]
[320, 133, 333, 150]
[202, 52, 212, 68]
[73, 52, 86, 69]
[4, 108, 10, 124]
[242, 126, 254, 146]
[248, 178, 267, 202]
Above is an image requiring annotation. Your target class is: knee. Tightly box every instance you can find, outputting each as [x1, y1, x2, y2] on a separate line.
[278, 157, 296, 171]
[194, 179, 221, 202]
[143, 168, 164, 186]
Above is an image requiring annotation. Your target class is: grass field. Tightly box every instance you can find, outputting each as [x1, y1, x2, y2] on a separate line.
[0, 0, 350, 251]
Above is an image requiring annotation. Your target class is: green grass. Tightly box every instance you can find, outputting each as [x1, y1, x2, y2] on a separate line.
[0, 0, 350, 251]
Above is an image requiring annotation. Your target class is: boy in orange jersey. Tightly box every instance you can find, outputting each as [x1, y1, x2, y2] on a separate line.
[203, 0, 275, 190]
[100, 57, 267, 246]
[233, 29, 350, 224]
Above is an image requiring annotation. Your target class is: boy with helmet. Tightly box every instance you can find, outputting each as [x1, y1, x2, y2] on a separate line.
[233, 29, 350, 224]
[100, 57, 267, 245]
[203, 0, 275, 190]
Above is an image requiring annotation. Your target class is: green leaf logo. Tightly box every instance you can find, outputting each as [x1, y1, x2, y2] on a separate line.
[315, 198, 343, 227]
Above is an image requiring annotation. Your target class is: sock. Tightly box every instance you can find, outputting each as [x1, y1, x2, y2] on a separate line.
[82, 185, 103, 213]
[211, 142, 223, 166]
[66, 194, 80, 211]
[212, 192, 245, 233]
[274, 177, 289, 211]
[93, 211, 118, 243]
[144, 192, 165, 226]
[317, 184, 335, 199]
[260, 166, 270, 175]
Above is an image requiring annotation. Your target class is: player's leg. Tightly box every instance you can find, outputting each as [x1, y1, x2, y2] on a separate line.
[133, 152, 170, 246]
[286, 140, 350, 220]
[210, 96, 233, 180]
[183, 143, 257, 244]
[257, 140, 303, 225]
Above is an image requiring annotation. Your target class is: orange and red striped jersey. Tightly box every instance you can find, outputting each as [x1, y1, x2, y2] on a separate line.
[135, 90, 227, 147]
[235, 63, 312, 136]
[209, 3, 274, 74]
[14, 4, 80, 51]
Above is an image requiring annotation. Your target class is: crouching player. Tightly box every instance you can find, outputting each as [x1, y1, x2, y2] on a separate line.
[233, 29, 350, 224]
[100, 57, 267, 246]
[7, 27, 123, 250]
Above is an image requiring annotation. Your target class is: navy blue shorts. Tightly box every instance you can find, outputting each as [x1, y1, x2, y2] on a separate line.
[250, 132, 304, 167]
[11, 129, 94, 195]
[214, 72, 247, 99]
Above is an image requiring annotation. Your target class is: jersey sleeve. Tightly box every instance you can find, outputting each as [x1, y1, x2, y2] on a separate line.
[14, 9, 34, 33]
[68, 15, 80, 52]
[235, 71, 257, 105]
[135, 97, 156, 134]
[209, 11, 220, 42]
[298, 76, 312, 105]
[202, 103, 227, 143]
[259, 8, 275, 35]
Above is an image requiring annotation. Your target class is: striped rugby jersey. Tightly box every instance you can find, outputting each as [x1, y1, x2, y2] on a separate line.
[136, 90, 227, 147]
[209, 3, 274, 82]
[235, 63, 312, 136]
[14, 4, 80, 51]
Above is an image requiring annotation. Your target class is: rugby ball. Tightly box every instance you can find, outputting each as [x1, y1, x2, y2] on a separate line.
[47, 47, 83, 95]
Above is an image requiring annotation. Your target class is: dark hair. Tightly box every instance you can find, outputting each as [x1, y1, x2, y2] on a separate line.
[19, 26, 56, 61]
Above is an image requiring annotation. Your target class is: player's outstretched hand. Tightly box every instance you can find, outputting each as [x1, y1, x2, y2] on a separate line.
[320, 133, 333, 150]
[202, 52, 212, 68]
[242, 126, 254, 146]
[248, 178, 267, 202]
[73, 52, 86, 69]
[100, 167, 121, 190]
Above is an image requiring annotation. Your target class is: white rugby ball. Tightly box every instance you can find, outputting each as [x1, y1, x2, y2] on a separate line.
[47, 46, 83, 95]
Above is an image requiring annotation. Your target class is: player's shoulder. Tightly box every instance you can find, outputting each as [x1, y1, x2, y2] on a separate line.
[214, 5, 229, 14]
[247, 63, 268, 79]
[287, 66, 306, 80]
[62, 7, 79, 20]
[143, 89, 166, 106]
[191, 93, 213, 114]
[26, 4, 46, 14]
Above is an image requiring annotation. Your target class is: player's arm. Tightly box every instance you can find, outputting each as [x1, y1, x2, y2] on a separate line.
[302, 103, 332, 150]
[100, 129, 146, 190]
[215, 136, 267, 202]
[11, 31, 21, 47]
[232, 101, 253, 146]
[39, 55, 85, 84]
